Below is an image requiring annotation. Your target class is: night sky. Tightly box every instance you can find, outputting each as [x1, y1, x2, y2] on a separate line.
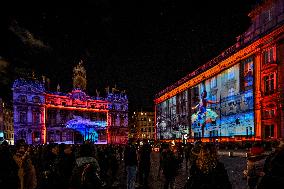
[0, 0, 257, 112]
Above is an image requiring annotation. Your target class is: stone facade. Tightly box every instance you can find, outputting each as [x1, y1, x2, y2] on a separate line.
[12, 62, 128, 144]
[155, 0, 284, 141]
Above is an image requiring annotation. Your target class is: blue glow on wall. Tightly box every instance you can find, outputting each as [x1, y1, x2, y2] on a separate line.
[156, 57, 254, 139]
[66, 116, 107, 143]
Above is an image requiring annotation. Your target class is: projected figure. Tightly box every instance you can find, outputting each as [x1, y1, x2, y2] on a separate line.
[191, 87, 218, 127]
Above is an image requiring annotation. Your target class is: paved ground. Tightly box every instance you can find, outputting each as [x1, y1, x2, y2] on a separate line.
[110, 150, 249, 189]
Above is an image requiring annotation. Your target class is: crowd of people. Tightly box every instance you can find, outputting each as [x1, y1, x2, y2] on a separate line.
[0, 138, 284, 189]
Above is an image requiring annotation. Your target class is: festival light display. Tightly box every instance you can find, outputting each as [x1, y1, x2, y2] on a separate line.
[66, 116, 107, 144]
[154, 0, 284, 141]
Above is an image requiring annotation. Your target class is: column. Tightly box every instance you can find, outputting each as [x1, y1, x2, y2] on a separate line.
[41, 107, 46, 144]
[254, 51, 262, 139]
[277, 41, 284, 137]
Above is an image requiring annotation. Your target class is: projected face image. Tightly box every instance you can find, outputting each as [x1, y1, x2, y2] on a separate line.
[157, 57, 254, 139]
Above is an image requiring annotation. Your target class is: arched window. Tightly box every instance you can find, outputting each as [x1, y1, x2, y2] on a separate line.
[18, 95, 27, 103]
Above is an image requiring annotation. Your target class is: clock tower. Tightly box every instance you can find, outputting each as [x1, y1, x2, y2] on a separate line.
[73, 60, 87, 91]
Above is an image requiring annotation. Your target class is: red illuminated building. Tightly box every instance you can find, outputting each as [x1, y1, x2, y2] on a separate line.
[13, 61, 128, 144]
[155, 0, 284, 142]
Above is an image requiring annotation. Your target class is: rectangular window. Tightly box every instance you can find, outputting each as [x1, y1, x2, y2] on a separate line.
[263, 109, 275, 119]
[227, 68, 235, 80]
[33, 112, 40, 124]
[264, 125, 274, 138]
[263, 47, 274, 64]
[244, 58, 254, 87]
[20, 96, 27, 103]
[264, 73, 276, 96]
[262, 7, 273, 23]
[210, 77, 217, 88]
[20, 112, 27, 123]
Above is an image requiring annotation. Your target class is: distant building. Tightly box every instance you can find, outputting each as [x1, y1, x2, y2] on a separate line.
[130, 111, 155, 140]
[13, 61, 128, 144]
[0, 98, 14, 145]
[155, 0, 284, 141]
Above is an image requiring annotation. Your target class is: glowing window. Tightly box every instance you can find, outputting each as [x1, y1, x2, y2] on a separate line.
[210, 77, 217, 88]
[263, 109, 275, 119]
[263, 47, 274, 64]
[264, 73, 276, 96]
[228, 88, 235, 97]
[227, 68, 235, 80]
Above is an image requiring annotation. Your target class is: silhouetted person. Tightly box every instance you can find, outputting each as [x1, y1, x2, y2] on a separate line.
[0, 141, 19, 189]
[13, 139, 37, 189]
[184, 143, 231, 189]
[124, 139, 138, 189]
[256, 139, 284, 188]
[70, 143, 104, 189]
[138, 140, 152, 188]
[161, 143, 178, 189]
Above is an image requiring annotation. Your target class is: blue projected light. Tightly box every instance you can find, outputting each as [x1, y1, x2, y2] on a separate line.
[156, 57, 255, 139]
[66, 116, 107, 143]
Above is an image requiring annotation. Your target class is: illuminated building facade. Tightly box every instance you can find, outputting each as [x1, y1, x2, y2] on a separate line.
[154, 0, 284, 141]
[0, 98, 14, 145]
[129, 111, 155, 139]
[13, 62, 128, 144]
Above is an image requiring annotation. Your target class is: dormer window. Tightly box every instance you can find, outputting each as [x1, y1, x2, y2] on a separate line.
[19, 95, 27, 103]
[33, 96, 40, 103]
[262, 7, 273, 23]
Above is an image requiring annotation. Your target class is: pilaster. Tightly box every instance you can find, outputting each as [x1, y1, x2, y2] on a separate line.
[277, 39, 284, 137]
[254, 51, 262, 138]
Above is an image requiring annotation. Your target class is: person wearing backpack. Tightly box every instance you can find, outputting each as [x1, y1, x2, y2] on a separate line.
[70, 143, 105, 189]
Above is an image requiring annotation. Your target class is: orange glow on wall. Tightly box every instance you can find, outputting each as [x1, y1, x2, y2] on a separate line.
[154, 24, 284, 141]
[42, 107, 46, 144]
[154, 25, 284, 105]
[107, 113, 111, 142]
